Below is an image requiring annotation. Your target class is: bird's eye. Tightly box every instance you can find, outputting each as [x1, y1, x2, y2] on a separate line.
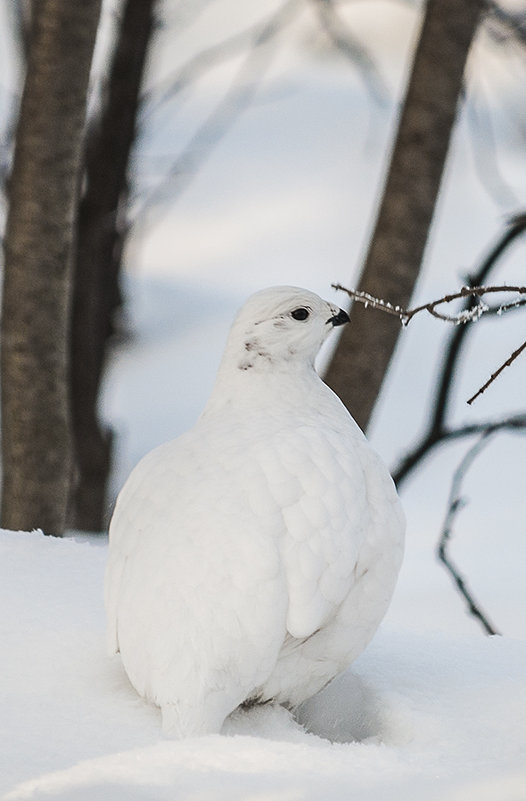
[291, 307, 310, 321]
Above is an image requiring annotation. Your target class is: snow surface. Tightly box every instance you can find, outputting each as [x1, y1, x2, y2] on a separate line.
[2, 0, 526, 798]
[1, 529, 525, 801]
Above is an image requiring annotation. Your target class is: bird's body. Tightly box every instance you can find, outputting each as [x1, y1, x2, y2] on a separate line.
[106, 287, 404, 737]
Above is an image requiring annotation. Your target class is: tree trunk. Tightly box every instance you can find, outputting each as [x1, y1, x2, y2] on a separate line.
[69, 0, 157, 532]
[1, 0, 102, 535]
[324, 0, 484, 432]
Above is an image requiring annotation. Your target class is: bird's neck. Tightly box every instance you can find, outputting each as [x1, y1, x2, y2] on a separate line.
[203, 356, 326, 415]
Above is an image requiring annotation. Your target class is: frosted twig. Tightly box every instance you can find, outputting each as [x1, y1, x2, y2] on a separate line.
[495, 298, 526, 314]
[406, 285, 526, 322]
[332, 281, 526, 403]
[331, 282, 526, 325]
[438, 431, 501, 636]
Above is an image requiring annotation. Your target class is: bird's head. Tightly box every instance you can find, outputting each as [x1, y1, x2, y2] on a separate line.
[223, 286, 349, 374]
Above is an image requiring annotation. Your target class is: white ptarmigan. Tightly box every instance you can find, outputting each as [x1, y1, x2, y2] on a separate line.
[105, 286, 404, 737]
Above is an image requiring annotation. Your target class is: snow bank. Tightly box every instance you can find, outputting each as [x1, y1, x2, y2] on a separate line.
[2, 529, 525, 801]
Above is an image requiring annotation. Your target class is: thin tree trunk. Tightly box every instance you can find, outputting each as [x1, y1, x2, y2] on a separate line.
[1, 0, 102, 535]
[69, 0, 157, 531]
[324, 0, 484, 432]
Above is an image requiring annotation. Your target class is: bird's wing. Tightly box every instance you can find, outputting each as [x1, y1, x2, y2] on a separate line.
[104, 430, 290, 702]
[254, 423, 370, 640]
[104, 436, 199, 655]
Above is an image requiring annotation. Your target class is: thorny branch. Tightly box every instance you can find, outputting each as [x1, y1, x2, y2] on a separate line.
[438, 431, 501, 636]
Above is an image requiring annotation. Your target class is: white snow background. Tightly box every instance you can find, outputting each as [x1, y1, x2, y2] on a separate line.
[1, 1, 526, 799]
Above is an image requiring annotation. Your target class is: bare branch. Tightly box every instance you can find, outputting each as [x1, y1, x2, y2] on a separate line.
[438, 431, 501, 636]
[141, 13, 286, 121]
[465, 82, 520, 209]
[135, 0, 393, 223]
[406, 285, 526, 323]
[393, 414, 526, 485]
[310, 0, 389, 106]
[332, 269, 526, 407]
[467, 339, 526, 405]
[133, 0, 301, 223]
[485, 0, 526, 49]
[390, 214, 526, 486]
[331, 282, 526, 325]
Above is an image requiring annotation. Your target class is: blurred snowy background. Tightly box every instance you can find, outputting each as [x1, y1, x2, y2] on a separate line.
[1, 0, 526, 798]
[99, 0, 526, 636]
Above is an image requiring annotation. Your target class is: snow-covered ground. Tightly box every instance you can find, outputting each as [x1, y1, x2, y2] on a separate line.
[2, 1, 526, 799]
[1, 526, 525, 801]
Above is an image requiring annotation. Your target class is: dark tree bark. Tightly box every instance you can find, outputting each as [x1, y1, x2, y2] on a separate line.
[1, 0, 102, 535]
[324, 0, 485, 432]
[69, 0, 157, 532]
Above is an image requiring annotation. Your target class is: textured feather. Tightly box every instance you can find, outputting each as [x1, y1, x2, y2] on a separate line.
[105, 286, 405, 737]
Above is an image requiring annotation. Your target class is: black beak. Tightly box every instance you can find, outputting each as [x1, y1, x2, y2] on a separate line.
[327, 308, 350, 327]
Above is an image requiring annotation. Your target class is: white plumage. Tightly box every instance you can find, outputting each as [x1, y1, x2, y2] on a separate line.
[105, 286, 404, 737]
